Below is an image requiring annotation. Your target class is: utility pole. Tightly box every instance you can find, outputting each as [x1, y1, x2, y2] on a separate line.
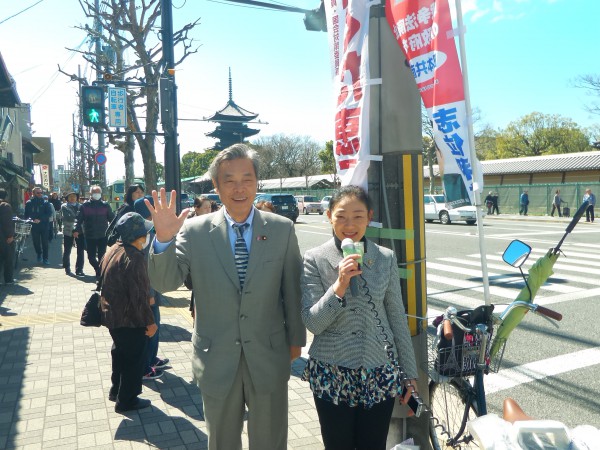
[160, 0, 181, 212]
[94, 0, 106, 190]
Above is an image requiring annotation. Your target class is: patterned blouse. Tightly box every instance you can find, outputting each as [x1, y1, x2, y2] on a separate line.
[302, 357, 407, 409]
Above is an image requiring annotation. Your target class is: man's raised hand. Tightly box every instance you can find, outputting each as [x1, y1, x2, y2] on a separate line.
[145, 188, 189, 243]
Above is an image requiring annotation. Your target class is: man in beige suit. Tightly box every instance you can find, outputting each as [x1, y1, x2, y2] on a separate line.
[146, 144, 305, 450]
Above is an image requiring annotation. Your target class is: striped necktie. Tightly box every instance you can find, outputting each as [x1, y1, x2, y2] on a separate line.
[232, 223, 249, 287]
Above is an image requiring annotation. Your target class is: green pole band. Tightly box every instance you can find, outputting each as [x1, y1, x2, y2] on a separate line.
[365, 227, 414, 240]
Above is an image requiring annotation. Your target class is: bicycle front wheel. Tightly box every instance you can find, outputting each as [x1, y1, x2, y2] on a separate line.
[429, 379, 479, 450]
[13, 238, 24, 270]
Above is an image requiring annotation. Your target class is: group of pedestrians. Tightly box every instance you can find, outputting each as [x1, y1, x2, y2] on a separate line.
[98, 144, 419, 450]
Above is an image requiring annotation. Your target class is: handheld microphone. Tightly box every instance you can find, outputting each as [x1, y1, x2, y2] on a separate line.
[341, 238, 364, 297]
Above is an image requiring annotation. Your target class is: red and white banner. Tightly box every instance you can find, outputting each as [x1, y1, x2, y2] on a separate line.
[386, 0, 478, 208]
[325, 0, 380, 190]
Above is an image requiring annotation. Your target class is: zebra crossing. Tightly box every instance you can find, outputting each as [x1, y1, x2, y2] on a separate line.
[425, 242, 600, 318]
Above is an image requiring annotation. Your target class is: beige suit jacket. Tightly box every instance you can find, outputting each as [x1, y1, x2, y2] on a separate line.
[148, 208, 306, 398]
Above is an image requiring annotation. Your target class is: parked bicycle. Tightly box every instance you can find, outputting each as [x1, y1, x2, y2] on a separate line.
[427, 200, 590, 450]
[12, 217, 33, 271]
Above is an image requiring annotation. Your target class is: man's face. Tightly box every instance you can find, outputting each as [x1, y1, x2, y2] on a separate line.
[91, 187, 102, 196]
[67, 194, 77, 203]
[33, 189, 42, 198]
[213, 158, 257, 222]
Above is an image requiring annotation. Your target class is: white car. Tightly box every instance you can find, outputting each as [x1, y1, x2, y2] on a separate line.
[424, 194, 480, 225]
[320, 195, 332, 212]
[295, 195, 324, 215]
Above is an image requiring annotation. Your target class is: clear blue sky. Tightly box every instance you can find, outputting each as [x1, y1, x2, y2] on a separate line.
[1, 0, 598, 183]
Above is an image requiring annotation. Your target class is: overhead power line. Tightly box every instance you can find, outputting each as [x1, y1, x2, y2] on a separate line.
[0, 0, 47, 26]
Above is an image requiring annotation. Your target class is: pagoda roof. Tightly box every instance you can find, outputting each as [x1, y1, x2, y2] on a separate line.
[207, 99, 258, 122]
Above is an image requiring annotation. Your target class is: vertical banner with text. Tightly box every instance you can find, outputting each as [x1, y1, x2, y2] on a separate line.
[325, 0, 380, 190]
[386, 0, 478, 207]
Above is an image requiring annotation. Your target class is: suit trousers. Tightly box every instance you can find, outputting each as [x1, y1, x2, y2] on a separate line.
[109, 327, 147, 407]
[201, 352, 288, 450]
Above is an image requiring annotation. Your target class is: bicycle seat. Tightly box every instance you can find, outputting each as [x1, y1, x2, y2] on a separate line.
[503, 397, 533, 423]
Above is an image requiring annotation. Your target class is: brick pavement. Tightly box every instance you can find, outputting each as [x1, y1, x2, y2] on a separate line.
[0, 233, 323, 450]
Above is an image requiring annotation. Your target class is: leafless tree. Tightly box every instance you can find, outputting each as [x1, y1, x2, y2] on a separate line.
[574, 74, 600, 116]
[65, 0, 199, 190]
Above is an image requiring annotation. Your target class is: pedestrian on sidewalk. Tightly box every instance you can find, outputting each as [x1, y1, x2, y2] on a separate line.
[492, 192, 500, 215]
[100, 212, 155, 413]
[106, 184, 145, 246]
[24, 187, 52, 264]
[73, 185, 114, 279]
[301, 186, 419, 450]
[584, 189, 596, 223]
[134, 196, 170, 381]
[519, 190, 529, 216]
[485, 191, 494, 215]
[0, 189, 16, 285]
[49, 192, 62, 232]
[550, 189, 563, 217]
[146, 144, 306, 450]
[60, 192, 85, 276]
[44, 195, 56, 243]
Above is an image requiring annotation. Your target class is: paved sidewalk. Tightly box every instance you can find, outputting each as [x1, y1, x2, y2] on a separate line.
[0, 234, 323, 450]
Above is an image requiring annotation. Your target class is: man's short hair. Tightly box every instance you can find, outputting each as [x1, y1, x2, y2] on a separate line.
[208, 144, 260, 186]
[0, 189, 7, 200]
[90, 185, 101, 193]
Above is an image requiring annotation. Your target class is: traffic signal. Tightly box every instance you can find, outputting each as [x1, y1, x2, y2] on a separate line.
[81, 85, 105, 127]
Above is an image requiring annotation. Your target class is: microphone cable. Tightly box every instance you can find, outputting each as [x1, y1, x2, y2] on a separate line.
[358, 273, 395, 360]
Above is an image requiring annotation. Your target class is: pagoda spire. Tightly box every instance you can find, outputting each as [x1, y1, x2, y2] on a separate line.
[228, 67, 232, 103]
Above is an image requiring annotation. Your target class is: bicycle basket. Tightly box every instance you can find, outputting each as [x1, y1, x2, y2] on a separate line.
[15, 222, 32, 235]
[425, 305, 506, 380]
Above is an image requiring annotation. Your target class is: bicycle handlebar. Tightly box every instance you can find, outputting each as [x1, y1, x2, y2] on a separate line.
[534, 305, 562, 321]
[441, 301, 562, 339]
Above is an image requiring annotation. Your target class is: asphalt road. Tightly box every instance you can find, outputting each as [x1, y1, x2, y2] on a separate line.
[294, 213, 600, 429]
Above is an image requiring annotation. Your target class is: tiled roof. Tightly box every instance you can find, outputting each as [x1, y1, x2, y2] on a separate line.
[423, 151, 600, 178]
[207, 100, 257, 121]
[481, 151, 600, 174]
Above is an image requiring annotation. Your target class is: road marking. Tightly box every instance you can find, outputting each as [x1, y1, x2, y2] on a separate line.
[296, 229, 331, 236]
[440, 256, 597, 287]
[428, 261, 581, 294]
[485, 347, 600, 394]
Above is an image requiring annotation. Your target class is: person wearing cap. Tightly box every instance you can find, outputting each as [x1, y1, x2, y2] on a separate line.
[61, 192, 85, 276]
[134, 196, 170, 380]
[99, 212, 156, 413]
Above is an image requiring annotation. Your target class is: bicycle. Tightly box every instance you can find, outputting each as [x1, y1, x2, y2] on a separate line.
[426, 200, 591, 450]
[12, 217, 33, 271]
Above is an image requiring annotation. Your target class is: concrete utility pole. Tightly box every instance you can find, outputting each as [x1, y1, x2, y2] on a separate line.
[367, 7, 430, 447]
[94, 0, 106, 189]
[160, 0, 181, 212]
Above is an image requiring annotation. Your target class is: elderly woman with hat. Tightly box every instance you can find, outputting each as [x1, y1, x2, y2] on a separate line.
[100, 212, 156, 413]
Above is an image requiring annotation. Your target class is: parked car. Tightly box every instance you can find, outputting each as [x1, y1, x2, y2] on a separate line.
[180, 192, 193, 209]
[204, 193, 221, 207]
[424, 194, 481, 225]
[320, 195, 332, 212]
[295, 195, 324, 215]
[254, 193, 299, 222]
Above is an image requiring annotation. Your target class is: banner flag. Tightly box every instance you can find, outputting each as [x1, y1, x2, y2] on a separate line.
[325, 0, 380, 190]
[385, 0, 479, 208]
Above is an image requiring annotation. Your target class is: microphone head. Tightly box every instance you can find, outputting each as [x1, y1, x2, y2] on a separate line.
[341, 238, 355, 250]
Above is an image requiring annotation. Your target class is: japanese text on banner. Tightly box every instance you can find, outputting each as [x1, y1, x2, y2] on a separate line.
[385, 0, 479, 207]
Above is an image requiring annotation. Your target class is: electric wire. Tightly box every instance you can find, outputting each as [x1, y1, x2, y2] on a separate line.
[0, 0, 47, 26]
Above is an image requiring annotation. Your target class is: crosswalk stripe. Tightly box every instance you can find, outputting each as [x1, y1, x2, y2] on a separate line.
[436, 257, 592, 290]
[427, 273, 519, 301]
[483, 254, 600, 277]
[427, 261, 582, 294]
[527, 248, 600, 268]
